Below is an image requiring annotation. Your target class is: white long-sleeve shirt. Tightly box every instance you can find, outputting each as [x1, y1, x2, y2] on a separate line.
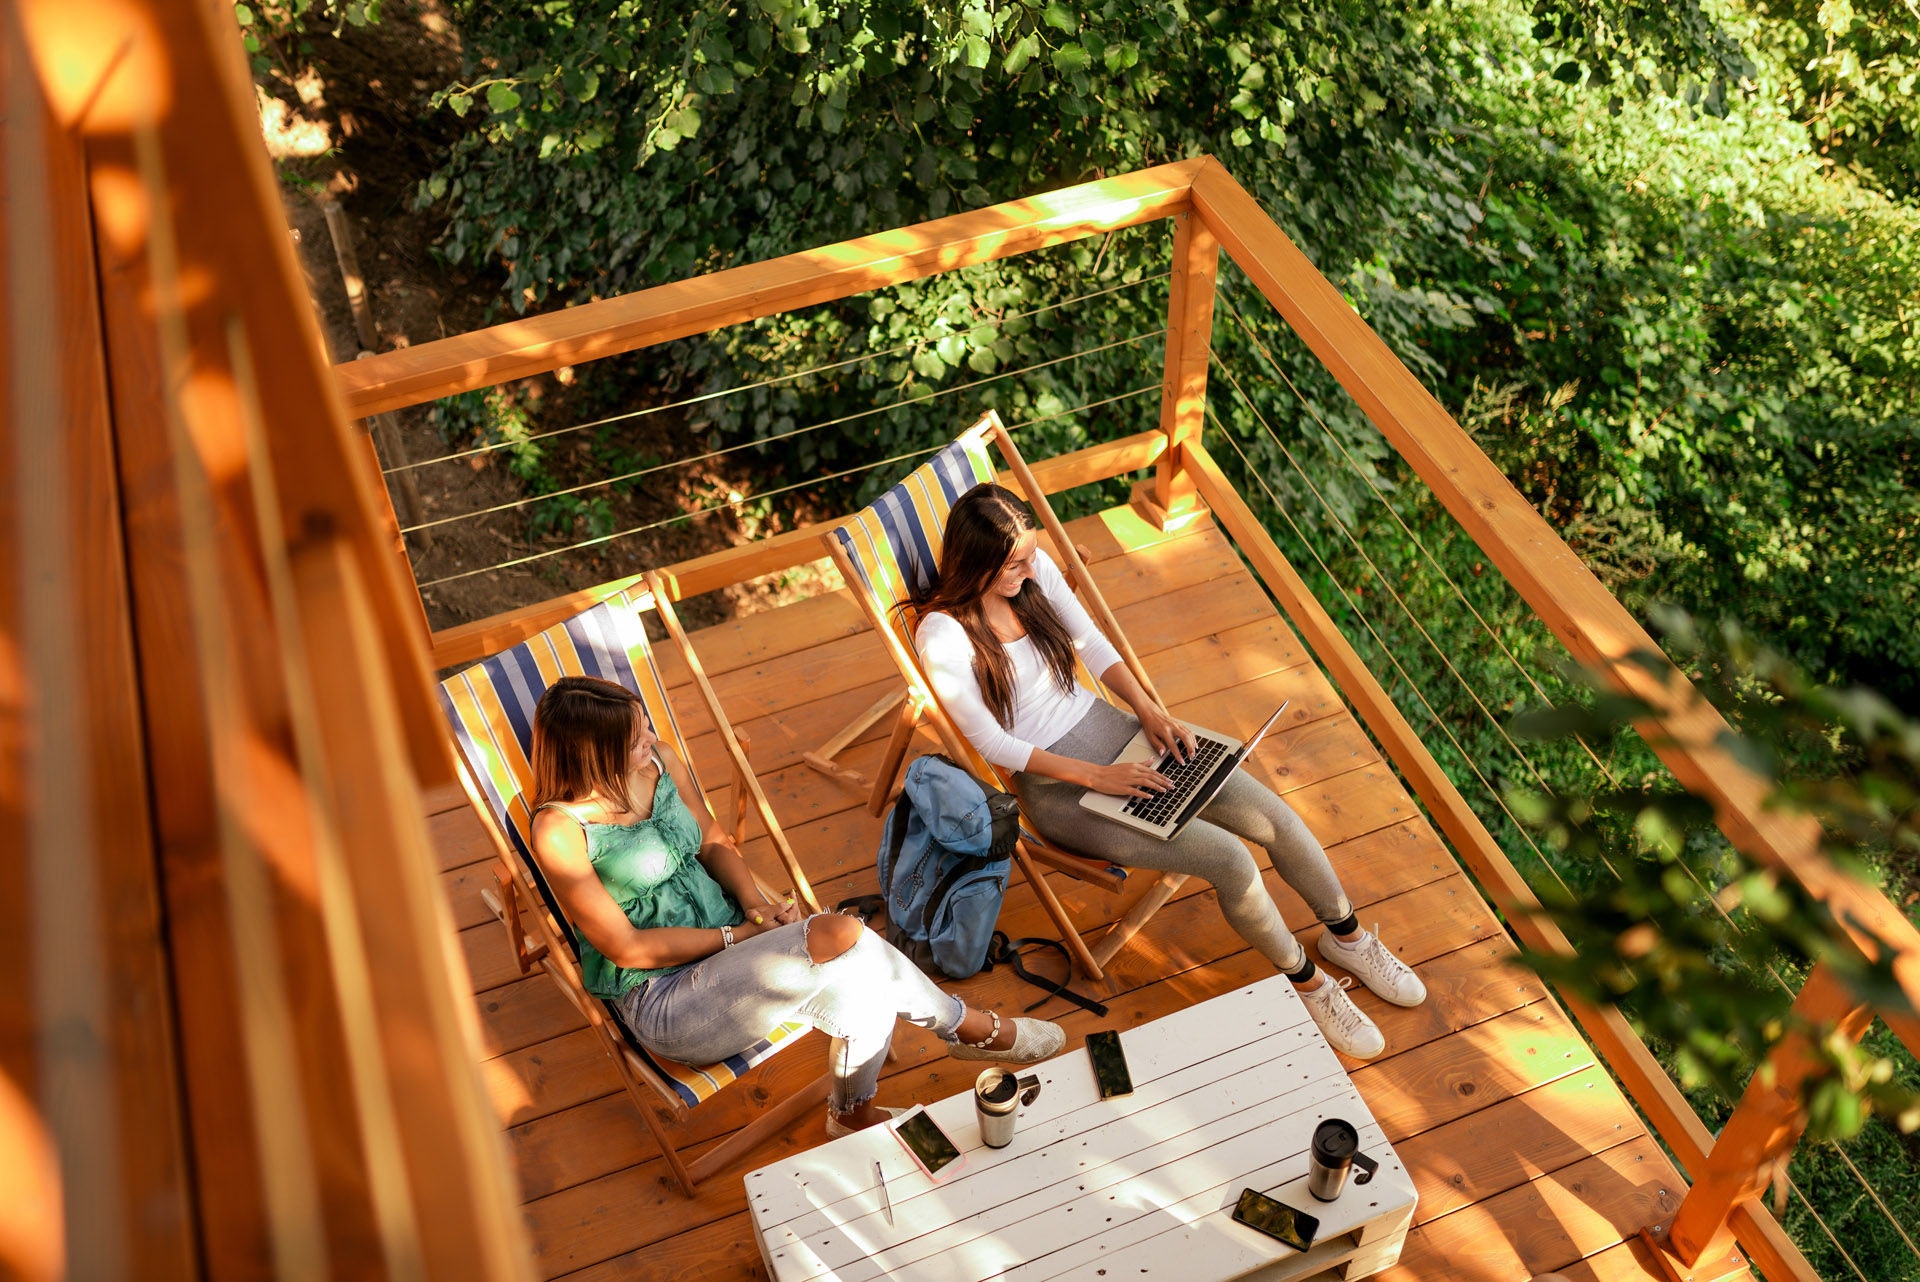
[915, 549, 1125, 771]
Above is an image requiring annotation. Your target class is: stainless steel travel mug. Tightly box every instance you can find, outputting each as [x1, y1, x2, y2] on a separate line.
[974, 1068, 1042, 1149]
[1307, 1118, 1378, 1201]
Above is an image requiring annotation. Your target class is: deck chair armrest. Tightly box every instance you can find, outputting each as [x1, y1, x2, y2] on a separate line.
[727, 723, 752, 844]
[488, 864, 550, 975]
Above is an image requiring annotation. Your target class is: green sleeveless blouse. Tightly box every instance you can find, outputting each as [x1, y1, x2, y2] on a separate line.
[542, 766, 740, 1000]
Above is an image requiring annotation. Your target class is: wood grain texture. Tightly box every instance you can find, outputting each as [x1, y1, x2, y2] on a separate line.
[338, 163, 1204, 417]
[426, 500, 1712, 1281]
[1190, 157, 1920, 1062]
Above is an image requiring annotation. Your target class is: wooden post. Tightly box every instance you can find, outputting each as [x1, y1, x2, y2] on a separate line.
[1655, 964, 1873, 1275]
[1144, 211, 1219, 528]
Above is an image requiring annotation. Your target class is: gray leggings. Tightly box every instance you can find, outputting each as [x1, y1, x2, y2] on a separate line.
[1013, 700, 1352, 973]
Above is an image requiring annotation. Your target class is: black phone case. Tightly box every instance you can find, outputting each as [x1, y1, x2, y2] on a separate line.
[1232, 1188, 1319, 1251]
[1086, 1029, 1133, 1099]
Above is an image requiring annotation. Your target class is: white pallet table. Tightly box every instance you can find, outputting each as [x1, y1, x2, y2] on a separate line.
[745, 977, 1417, 1282]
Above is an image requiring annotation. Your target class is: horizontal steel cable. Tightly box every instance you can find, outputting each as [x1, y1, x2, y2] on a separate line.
[1221, 305, 1913, 1259]
[1212, 358, 1572, 808]
[385, 272, 1171, 476]
[1206, 395, 1579, 902]
[416, 383, 1158, 590]
[400, 328, 1165, 534]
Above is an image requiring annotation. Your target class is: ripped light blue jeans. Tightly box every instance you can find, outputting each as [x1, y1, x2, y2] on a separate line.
[617, 918, 965, 1112]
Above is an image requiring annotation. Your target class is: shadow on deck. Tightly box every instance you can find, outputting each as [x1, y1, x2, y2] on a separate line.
[425, 501, 1733, 1282]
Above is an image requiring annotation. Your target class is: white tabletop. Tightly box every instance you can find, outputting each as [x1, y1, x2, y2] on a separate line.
[745, 977, 1417, 1282]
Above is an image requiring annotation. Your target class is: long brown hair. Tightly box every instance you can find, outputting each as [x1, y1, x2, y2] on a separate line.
[910, 485, 1078, 727]
[532, 675, 647, 814]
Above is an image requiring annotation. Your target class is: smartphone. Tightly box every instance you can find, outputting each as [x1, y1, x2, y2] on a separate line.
[1231, 1188, 1318, 1252]
[892, 1105, 966, 1181]
[1085, 1029, 1133, 1099]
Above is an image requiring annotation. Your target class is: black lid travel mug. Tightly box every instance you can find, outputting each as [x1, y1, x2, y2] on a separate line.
[974, 1068, 1042, 1149]
[1307, 1118, 1378, 1202]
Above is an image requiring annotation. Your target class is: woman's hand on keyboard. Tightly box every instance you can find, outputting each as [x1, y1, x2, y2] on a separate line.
[1136, 705, 1197, 765]
[1085, 760, 1172, 799]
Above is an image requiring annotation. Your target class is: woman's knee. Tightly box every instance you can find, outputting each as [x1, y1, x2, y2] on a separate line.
[1174, 826, 1262, 886]
[806, 911, 864, 963]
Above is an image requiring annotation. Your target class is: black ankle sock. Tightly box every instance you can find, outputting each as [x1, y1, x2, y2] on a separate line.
[1323, 911, 1359, 937]
[1283, 956, 1318, 984]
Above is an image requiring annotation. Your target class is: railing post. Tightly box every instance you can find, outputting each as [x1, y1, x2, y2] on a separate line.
[1650, 963, 1872, 1278]
[1142, 210, 1219, 529]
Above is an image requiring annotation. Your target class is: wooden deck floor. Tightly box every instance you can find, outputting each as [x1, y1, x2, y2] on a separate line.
[425, 501, 1747, 1282]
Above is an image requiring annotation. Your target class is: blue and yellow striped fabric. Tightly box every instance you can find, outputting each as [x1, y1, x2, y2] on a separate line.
[830, 432, 997, 616]
[437, 592, 807, 1109]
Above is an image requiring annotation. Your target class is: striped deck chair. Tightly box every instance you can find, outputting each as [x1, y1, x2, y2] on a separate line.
[818, 410, 1187, 983]
[439, 589, 830, 1197]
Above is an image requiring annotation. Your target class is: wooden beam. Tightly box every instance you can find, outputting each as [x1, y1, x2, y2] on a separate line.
[427, 429, 1168, 670]
[336, 161, 1208, 417]
[1150, 210, 1220, 523]
[1184, 441, 1723, 1196]
[649, 580, 823, 914]
[1189, 158, 1920, 1060]
[19, 0, 454, 793]
[1663, 964, 1873, 1269]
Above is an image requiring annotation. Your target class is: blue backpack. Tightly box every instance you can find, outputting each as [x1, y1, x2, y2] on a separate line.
[873, 755, 1019, 980]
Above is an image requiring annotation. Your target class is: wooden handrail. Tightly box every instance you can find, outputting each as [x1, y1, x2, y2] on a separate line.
[1185, 440, 1814, 1282]
[1188, 157, 1920, 1063]
[336, 160, 1207, 418]
[426, 428, 1167, 670]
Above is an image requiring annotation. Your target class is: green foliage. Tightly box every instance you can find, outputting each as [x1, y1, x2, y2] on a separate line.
[1508, 610, 1919, 1141]
[1741, 0, 1920, 197]
[233, 0, 382, 78]
[427, 386, 661, 541]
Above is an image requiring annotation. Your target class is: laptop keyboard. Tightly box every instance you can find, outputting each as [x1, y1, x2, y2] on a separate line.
[1121, 735, 1232, 825]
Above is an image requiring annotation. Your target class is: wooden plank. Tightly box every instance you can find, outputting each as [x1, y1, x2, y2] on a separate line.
[1352, 1001, 1596, 1144]
[1376, 1137, 1741, 1282]
[479, 1028, 624, 1128]
[339, 165, 1202, 417]
[426, 429, 1169, 671]
[1185, 441, 1722, 1190]
[554, 1210, 768, 1282]
[1665, 962, 1872, 1266]
[1190, 159, 1920, 1060]
[3, 31, 199, 1278]
[1152, 208, 1221, 519]
[287, 536, 533, 1278]
[1397, 1066, 1645, 1226]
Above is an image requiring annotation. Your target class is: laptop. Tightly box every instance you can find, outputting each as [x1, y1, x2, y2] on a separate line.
[1078, 701, 1291, 839]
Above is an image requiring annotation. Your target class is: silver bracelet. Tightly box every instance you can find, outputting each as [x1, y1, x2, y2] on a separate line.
[720, 924, 735, 949]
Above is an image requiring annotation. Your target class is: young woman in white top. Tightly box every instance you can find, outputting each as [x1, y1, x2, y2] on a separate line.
[912, 485, 1426, 1058]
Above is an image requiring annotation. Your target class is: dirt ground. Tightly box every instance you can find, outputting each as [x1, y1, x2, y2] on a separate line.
[263, 0, 834, 636]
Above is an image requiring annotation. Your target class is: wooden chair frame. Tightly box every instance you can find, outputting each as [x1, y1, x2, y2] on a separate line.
[443, 590, 830, 1197]
[819, 410, 1190, 982]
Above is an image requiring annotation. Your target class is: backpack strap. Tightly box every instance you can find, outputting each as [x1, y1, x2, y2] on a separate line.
[918, 851, 1002, 937]
[985, 932, 1109, 1018]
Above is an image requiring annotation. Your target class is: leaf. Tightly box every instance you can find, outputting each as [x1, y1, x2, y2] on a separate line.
[448, 91, 472, 117]
[1552, 61, 1584, 84]
[234, 3, 254, 24]
[1104, 42, 1139, 72]
[963, 34, 990, 69]
[1042, 2, 1077, 33]
[1004, 33, 1038, 74]
[486, 81, 522, 113]
[1051, 43, 1090, 73]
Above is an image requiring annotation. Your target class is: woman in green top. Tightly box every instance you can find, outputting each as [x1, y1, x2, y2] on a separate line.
[529, 675, 1063, 1136]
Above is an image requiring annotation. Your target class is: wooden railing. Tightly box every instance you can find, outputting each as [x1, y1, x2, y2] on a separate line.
[8, 1, 530, 1277]
[343, 158, 1920, 1282]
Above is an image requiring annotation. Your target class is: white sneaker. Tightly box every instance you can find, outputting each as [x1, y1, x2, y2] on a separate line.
[1298, 975, 1385, 1059]
[1318, 924, 1427, 1007]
